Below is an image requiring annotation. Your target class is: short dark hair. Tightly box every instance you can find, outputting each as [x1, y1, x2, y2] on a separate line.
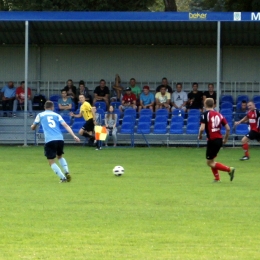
[21, 81, 25, 84]
[162, 77, 168, 81]
[44, 101, 53, 109]
[79, 80, 85, 86]
[61, 89, 67, 93]
[241, 100, 247, 104]
[130, 78, 136, 81]
[192, 82, 198, 86]
[176, 83, 182, 87]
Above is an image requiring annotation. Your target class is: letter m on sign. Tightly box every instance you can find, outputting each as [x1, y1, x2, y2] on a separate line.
[251, 13, 260, 20]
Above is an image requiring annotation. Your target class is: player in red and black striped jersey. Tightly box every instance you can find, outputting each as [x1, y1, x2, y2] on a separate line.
[198, 98, 235, 182]
[234, 101, 260, 160]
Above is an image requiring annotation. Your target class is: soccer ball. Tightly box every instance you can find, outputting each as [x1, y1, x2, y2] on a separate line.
[113, 166, 124, 176]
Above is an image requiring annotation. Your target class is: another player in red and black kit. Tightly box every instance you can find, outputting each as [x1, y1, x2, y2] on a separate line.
[198, 98, 235, 182]
[234, 101, 260, 160]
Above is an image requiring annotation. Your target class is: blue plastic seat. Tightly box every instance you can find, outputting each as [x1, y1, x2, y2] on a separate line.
[221, 102, 233, 110]
[255, 102, 260, 110]
[171, 116, 184, 126]
[110, 101, 121, 109]
[137, 122, 151, 134]
[172, 109, 185, 118]
[155, 109, 169, 118]
[139, 109, 153, 118]
[122, 115, 136, 124]
[221, 125, 233, 135]
[186, 123, 199, 134]
[153, 123, 167, 134]
[253, 95, 260, 104]
[94, 102, 106, 111]
[71, 122, 83, 132]
[61, 114, 71, 124]
[188, 109, 201, 118]
[138, 115, 152, 125]
[50, 94, 60, 102]
[38, 125, 44, 133]
[237, 95, 249, 104]
[235, 124, 249, 135]
[154, 115, 168, 125]
[220, 95, 234, 104]
[220, 109, 233, 116]
[120, 122, 135, 134]
[123, 108, 137, 118]
[187, 116, 200, 125]
[170, 122, 184, 134]
[74, 117, 85, 123]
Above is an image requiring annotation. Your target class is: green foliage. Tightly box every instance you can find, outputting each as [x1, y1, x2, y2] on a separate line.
[1, 146, 260, 259]
[1, 0, 157, 11]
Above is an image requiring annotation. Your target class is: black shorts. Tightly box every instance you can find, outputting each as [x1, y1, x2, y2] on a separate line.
[82, 118, 94, 132]
[245, 130, 260, 141]
[206, 138, 223, 160]
[44, 140, 64, 159]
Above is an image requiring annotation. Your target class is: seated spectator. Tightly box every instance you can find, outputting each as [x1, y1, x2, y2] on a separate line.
[111, 74, 124, 102]
[13, 81, 33, 117]
[119, 87, 137, 112]
[93, 79, 110, 109]
[156, 77, 173, 95]
[105, 105, 118, 147]
[77, 80, 93, 105]
[129, 78, 141, 105]
[155, 86, 171, 112]
[93, 106, 103, 150]
[235, 100, 247, 121]
[58, 89, 73, 115]
[138, 85, 154, 112]
[63, 79, 77, 104]
[187, 82, 203, 111]
[203, 83, 217, 107]
[171, 83, 188, 112]
[1, 81, 16, 117]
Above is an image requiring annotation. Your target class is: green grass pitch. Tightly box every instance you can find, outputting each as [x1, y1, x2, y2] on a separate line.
[0, 145, 260, 260]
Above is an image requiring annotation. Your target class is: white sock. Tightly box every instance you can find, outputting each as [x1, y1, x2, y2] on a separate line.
[51, 163, 65, 179]
[59, 158, 69, 173]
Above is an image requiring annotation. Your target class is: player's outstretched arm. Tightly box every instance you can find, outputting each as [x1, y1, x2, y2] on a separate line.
[61, 122, 80, 142]
[234, 115, 248, 126]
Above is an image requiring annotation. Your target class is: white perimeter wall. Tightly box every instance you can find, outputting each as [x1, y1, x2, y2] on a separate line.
[0, 45, 259, 89]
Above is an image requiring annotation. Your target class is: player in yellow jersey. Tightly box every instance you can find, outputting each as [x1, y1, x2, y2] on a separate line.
[70, 94, 95, 144]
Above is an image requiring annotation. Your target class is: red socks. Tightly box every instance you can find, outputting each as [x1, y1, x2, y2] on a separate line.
[211, 168, 220, 181]
[242, 143, 249, 157]
[214, 162, 230, 173]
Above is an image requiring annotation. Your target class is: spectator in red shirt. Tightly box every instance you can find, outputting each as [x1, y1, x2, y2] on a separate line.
[13, 81, 33, 117]
[199, 98, 235, 182]
[119, 87, 137, 113]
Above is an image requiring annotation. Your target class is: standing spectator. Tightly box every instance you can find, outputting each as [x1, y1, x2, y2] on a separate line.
[171, 83, 188, 112]
[129, 78, 141, 104]
[119, 87, 137, 113]
[63, 79, 77, 105]
[138, 85, 155, 112]
[203, 83, 217, 106]
[1, 81, 16, 117]
[70, 94, 95, 145]
[234, 101, 260, 161]
[93, 79, 110, 109]
[105, 105, 118, 147]
[198, 98, 235, 182]
[77, 80, 93, 105]
[187, 82, 203, 111]
[156, 77, 173, 94]
[155, 86, 171, 112]
[235, 100, 247, 121]
[111, 74, 124, 102]
[93, 106, 103, 150]
[13, 81, 33, 117]
[58, 89, 73, 115]
[31, 101, 80, 183]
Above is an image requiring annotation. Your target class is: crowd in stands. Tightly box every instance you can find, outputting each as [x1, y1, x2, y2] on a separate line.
[1, 75, 258, 140]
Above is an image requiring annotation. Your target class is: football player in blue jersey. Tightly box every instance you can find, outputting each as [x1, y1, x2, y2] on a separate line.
[31, 100, 80, 183]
